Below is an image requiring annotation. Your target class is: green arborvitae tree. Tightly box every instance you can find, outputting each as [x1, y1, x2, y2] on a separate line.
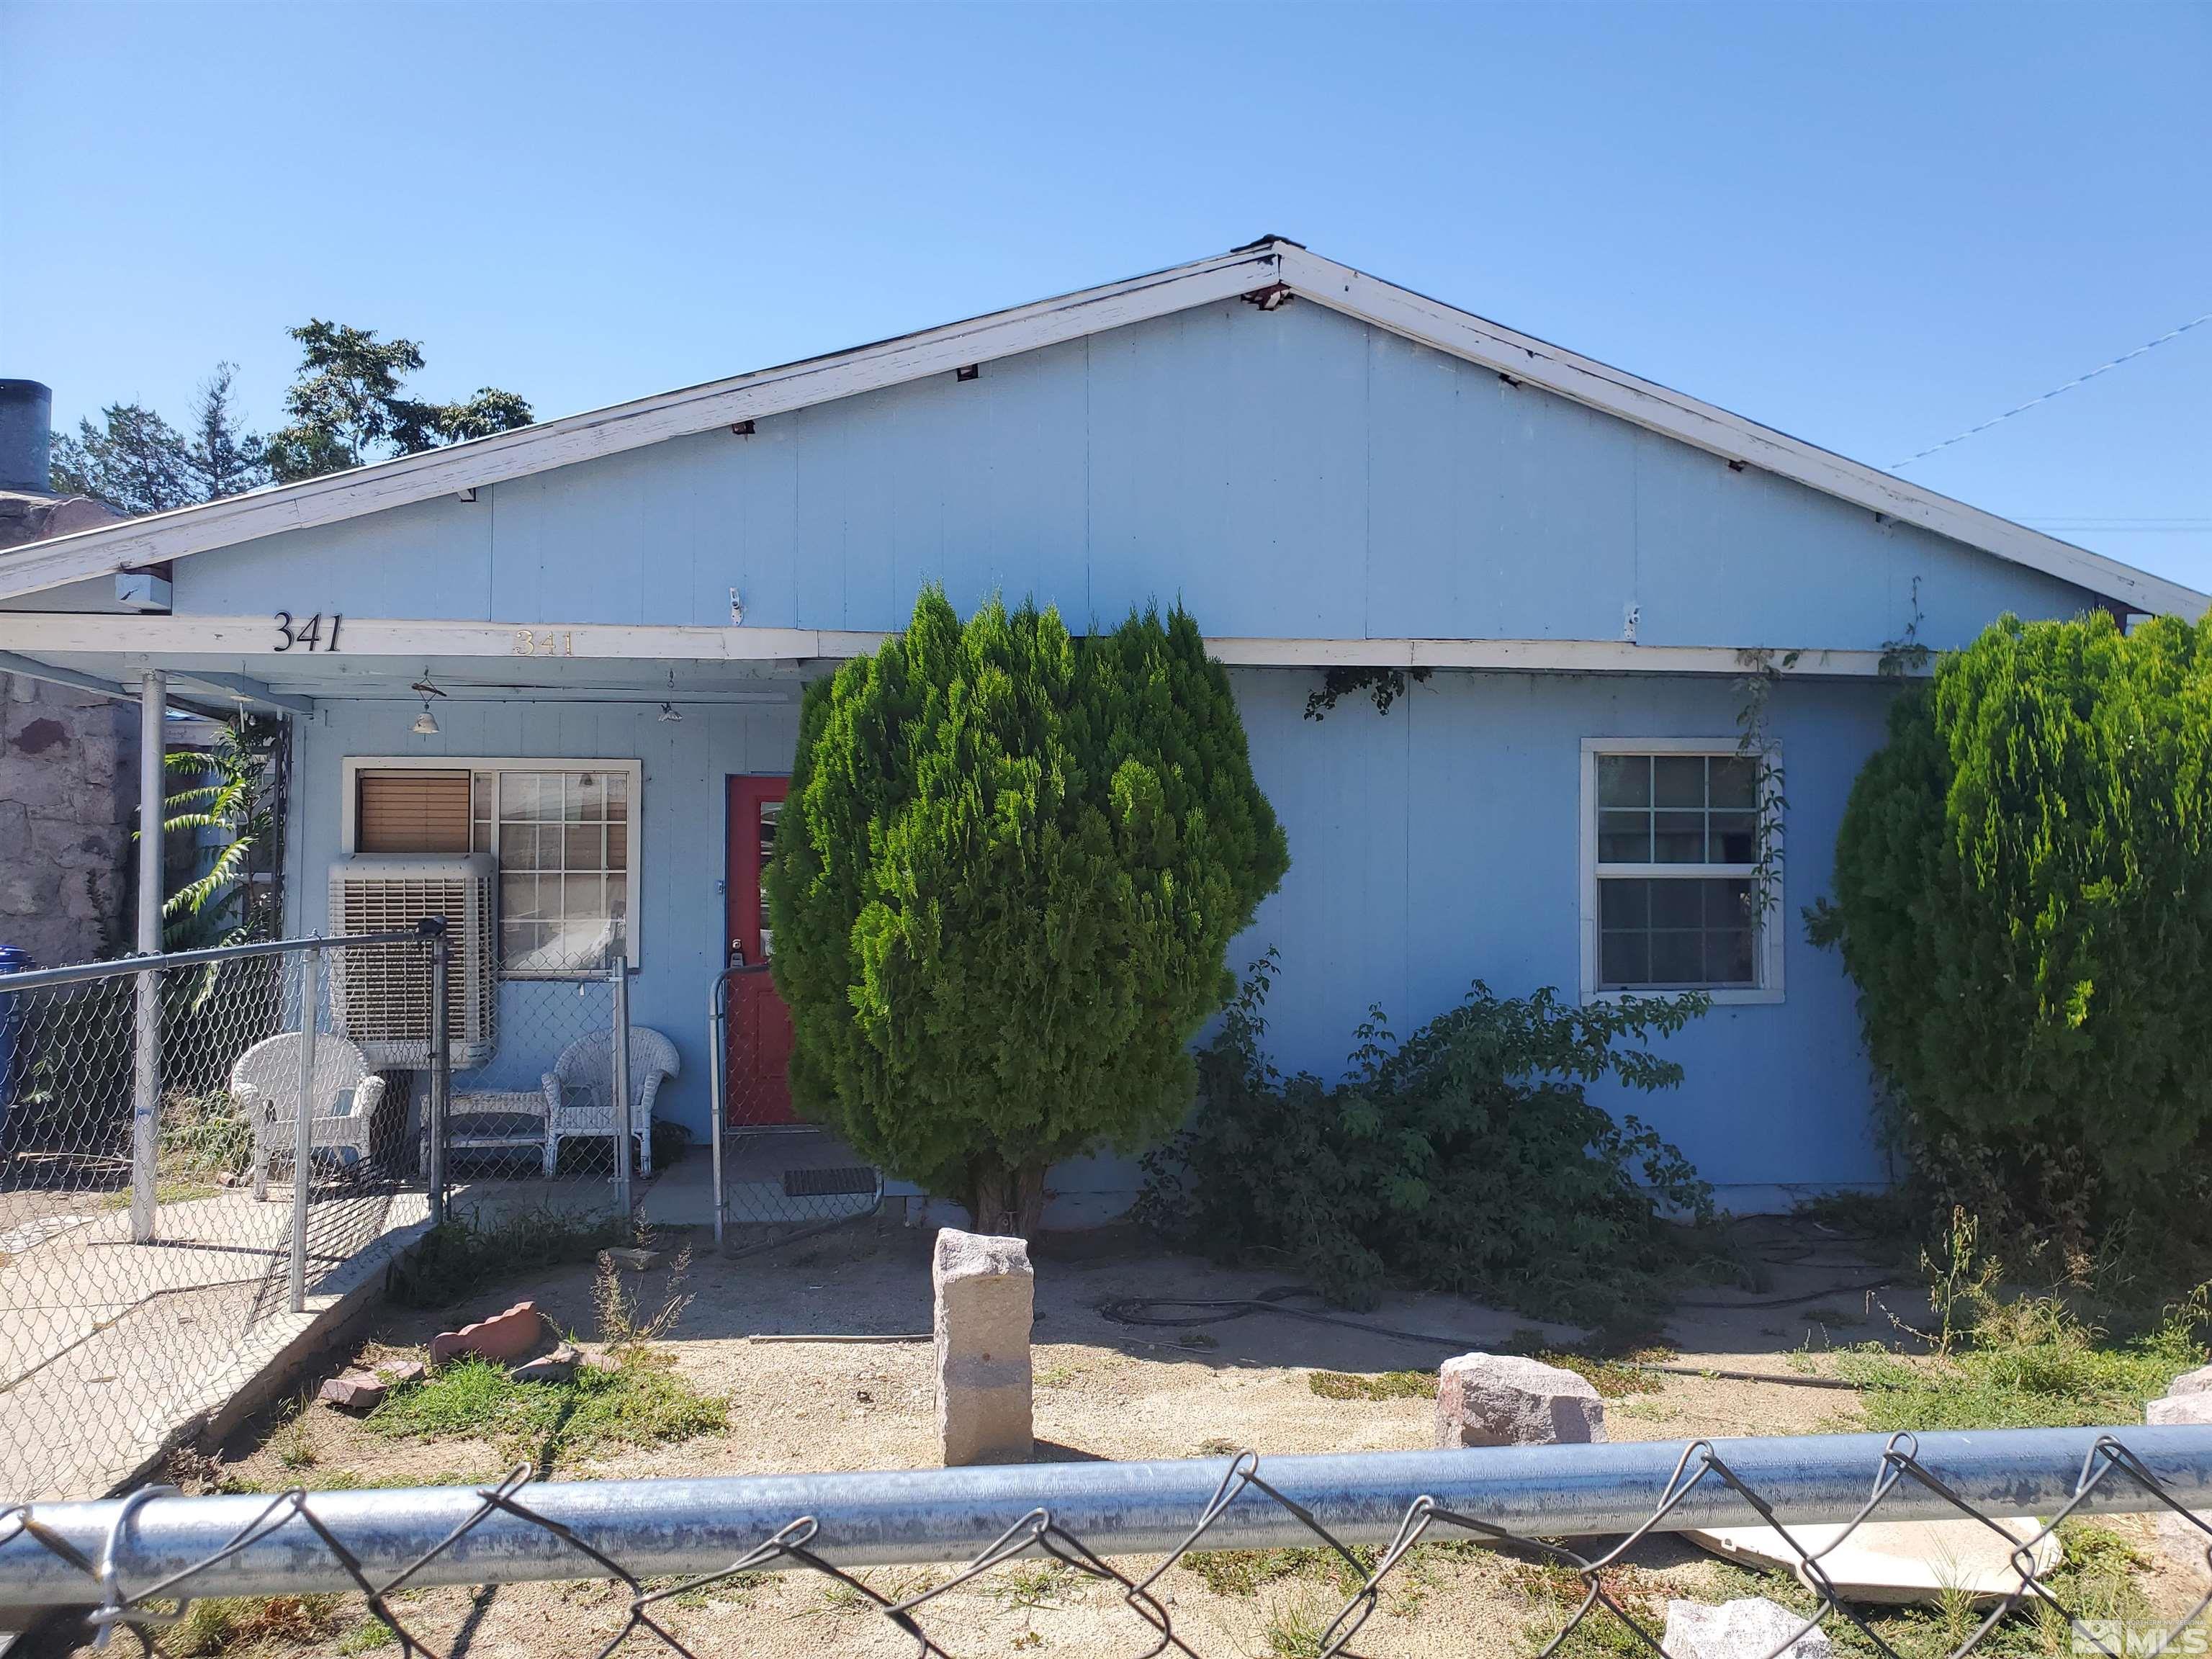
[264, 320, 534, 483]
[1811, 608, 2212, 1230]
[765, 588, 1290, 1236]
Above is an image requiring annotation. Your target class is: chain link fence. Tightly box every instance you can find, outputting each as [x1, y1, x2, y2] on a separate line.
[2, 1427, 2208, 1655]
[0, 934, 439, 1503]
[435, 940, 663, 1233]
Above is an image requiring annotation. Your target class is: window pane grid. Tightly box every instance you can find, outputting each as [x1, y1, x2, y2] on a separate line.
[1593, 749, 1766, 993]
[1594, 752, 1758, 866]
[475, 768, 631, 974]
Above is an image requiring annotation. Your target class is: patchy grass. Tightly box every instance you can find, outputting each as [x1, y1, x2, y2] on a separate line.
[166, 1593, 347, 1656]
[1305, 1345, 1661, 1405]
[1308, 1369, 1431, 1401]
[1835, 1296, 2203, 1431]
[365, 1354, 727, 1465]
[984, 1559, 1077, 1610]
[1182, 1546, 1370, 1600]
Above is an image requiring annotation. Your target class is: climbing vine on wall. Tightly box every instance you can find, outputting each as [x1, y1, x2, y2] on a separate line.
[1304, 666, 1433, 721]
[1730, 649, 1795, 919]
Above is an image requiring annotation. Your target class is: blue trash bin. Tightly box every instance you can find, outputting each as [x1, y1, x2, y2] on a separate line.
[0, 944, 32, 1146]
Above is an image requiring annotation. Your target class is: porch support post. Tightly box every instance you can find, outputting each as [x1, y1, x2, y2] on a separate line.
[129, 669, 165, 1242]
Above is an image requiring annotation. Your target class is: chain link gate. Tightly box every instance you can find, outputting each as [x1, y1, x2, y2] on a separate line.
[0, 932, 441, 1502]
[708, 963, 882, 1254]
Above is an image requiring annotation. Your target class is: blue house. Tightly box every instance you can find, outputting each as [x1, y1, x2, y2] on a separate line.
[2, 239, 2201, 1220]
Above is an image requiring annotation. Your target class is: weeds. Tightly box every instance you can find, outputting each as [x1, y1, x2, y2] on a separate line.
[390, 1209, 632, 1308]
[594, 1232, 694, 1355]
[1839, 1254, 2208, 1430]
[365, 1354, 727, 1464]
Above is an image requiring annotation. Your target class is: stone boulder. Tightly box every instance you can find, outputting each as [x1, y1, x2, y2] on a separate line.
[1664, 1597, 1833, 1659]
[2146, 1393, 2212, 1428]
[1434, 1353, 1605, 1448]
[2168, 1364, 2212, 1399]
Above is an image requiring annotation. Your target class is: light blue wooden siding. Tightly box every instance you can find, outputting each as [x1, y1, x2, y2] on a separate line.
[287, 667, 1885, 1195]
[1234, 669, 1889, 1194]
[292, 697, 802, 1133]
[177, 299, 2102, 649]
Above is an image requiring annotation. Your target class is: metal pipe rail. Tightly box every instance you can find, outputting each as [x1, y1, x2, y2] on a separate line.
[4, 1427, 2209, 1606]
[0, 931, 431, 994]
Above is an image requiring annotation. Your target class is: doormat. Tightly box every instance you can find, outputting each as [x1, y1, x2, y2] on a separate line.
[783, 1165, 876, 1198]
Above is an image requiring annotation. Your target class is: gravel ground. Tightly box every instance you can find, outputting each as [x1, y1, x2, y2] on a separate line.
[144, 1216, 2207, 1659]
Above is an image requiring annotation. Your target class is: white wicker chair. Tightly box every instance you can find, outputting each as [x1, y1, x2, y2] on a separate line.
[230, 1032, 387, 1200]
[539, 1027, 680, 1178]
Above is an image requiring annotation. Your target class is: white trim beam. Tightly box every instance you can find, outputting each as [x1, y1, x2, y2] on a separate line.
[0, 612, 1921, 678]
[165, 670, 314, 716]
[0, 650, 132, 701]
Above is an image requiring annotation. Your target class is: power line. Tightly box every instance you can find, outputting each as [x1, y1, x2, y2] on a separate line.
[1890, 310, 2212, 471]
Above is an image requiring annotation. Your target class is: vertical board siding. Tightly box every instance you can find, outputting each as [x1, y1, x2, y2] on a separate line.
[176, 298, 2101, 650]
[1232, 667, 1889, 1192]
[288, 667, 1888, 1192]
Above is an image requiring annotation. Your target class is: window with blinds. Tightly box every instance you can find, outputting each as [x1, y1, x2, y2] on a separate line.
[349, 761, 639, 975]
[355, 770, 472, 854]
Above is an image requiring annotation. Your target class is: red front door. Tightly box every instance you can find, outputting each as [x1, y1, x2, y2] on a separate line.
[725, 776, 798, 1125]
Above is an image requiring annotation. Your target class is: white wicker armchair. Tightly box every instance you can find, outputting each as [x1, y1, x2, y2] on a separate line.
[539, 1027, 680, 1178]
[230, 1032, 387, 1200]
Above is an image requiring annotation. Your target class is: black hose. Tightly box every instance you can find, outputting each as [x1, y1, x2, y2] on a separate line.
[1094, 1291, 1871, 1391]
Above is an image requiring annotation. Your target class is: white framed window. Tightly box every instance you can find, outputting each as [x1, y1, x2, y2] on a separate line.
[1578, 737, 1783, 1005]
[342, 756, 642, 976]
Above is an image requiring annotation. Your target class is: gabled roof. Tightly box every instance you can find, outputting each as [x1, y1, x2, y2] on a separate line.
[4, 239, 2203, 616]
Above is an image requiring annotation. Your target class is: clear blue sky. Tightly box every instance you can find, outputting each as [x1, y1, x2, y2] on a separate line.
[4, 1, 2207, 592]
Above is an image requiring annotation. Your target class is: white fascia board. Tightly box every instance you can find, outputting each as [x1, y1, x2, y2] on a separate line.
[6, 238, 2198, 622]
[0, 247, 1286, 602]
[0, 612, 1910, 678]
[1274, 248, 2208, 619]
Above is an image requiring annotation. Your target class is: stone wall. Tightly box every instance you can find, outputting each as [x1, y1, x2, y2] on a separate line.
[0, 673, 138, 967]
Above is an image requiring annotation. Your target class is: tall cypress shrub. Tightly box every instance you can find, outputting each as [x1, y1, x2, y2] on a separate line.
[765, 588, 1289, 1236]
[1814, 609, 2212, 1223]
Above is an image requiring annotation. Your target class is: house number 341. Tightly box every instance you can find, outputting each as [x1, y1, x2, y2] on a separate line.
[274, 612, 342, 652]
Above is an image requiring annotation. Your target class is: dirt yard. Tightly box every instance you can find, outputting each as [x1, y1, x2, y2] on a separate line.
[150, 1215, 2208, 1659]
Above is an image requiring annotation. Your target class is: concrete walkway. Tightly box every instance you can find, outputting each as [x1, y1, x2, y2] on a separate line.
[0, 1185, 430, 1501]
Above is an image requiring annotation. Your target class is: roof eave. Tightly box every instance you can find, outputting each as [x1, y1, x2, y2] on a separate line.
[4, 237, 2201, 619]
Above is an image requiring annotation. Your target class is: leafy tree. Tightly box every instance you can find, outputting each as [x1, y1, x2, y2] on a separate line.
[48, 365, 267, 514]
[1810, 609, 2212, 1233]
[765, 588, 1290, 1236]
[264, 320, 534, 483]
[1138, 956, 1713, 1321]
[143, 716, 286, 950]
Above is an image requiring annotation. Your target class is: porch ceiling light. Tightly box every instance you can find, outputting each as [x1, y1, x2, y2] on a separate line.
[410, 671, 446, 737]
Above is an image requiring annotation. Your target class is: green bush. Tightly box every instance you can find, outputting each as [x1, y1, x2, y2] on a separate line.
[1138, 956, 1713, 1321]
[766, 588, 1288, 1235]
[1811, 610, 2212, 1231]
